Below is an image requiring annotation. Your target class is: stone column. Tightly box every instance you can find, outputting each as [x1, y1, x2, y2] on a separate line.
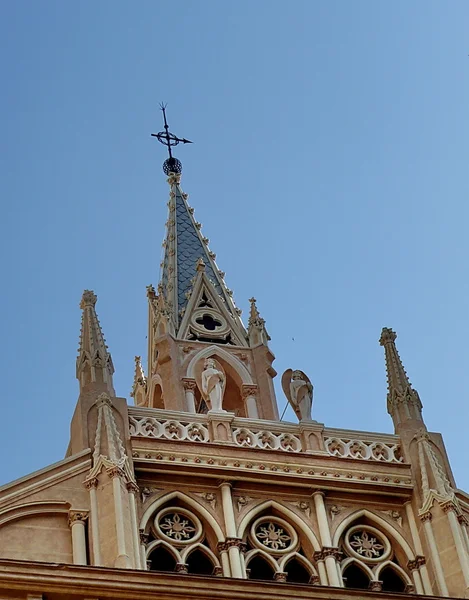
[217, 542, 231, 577]
[69, 510, 88, 565]
[219, 481, 243, 578]
[443, 502, 469, 587]
[85, 478, 101, 566]
[241, 385, 259, 419]
[312, 492, 340, 586]
[108, 466, 131, 568]
[420, 512, 449, 597]
[127, 482, 141, 569]
[407, 559, 425, 594]
[404, 502, 432, 594]
[313, 551, 328, 586]
[458, 515, 469, 554]
[182, 379, 197, 413]
[140, 530, 149, 570]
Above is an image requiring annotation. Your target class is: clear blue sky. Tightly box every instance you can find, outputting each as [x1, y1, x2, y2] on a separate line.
[1, 1, 468, 489]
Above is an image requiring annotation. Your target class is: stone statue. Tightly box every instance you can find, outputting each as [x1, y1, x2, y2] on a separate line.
[201, 358, 226, 412]
[281, 369, 313, 421]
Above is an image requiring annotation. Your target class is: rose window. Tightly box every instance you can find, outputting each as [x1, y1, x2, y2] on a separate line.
[250, 516, 298, 555]
[256, 522, 290, 550]
[155, 507, 203, 546]
[344, 525, 391, 563]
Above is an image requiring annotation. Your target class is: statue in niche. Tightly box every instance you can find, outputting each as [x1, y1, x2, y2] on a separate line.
[281, 369, 314, 421]
[201, 358, 226, 412]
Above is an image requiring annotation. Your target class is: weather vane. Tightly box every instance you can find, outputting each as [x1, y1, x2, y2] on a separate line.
[151, 103, 193, 175]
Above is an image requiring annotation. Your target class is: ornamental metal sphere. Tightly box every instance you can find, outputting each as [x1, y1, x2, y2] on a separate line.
[163, 157, 182, 175]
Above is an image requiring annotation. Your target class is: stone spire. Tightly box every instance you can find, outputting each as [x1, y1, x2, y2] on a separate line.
[130, 356, 146, 406]
[248, 297, 270, 347]
[379, 327, 423, 431]
[153, 171, 247, 342]
[76, 290, 115, 396]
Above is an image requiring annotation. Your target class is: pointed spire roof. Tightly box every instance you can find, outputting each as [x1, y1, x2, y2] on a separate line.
[159, 172, 245, 337]
[379, 327, 422, 426]
[77, 290, 115, 395]
[130, 355, 147, 405]
[248, 297, 271, 346]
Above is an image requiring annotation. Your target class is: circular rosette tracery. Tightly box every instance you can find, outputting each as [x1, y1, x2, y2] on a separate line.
[344, 525, 391, 564]
[250, 516, 298, 555]
[154, 507, 203, 547]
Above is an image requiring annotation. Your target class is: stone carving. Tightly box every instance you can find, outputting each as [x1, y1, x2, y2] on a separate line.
[325, 437, 403, 463]
[129, 416, 209, 442]
[281, 369, 313, 421]
[201, 358, 226, 412]
[382, 509, 403, 527]
[236, 495, 251, 512]
[330, 504, 342, 519]
[255, 522, 291, 550]
[349, 530, 384, 558]
[233, 427, 301, 452]
[159, 512, 196, 541]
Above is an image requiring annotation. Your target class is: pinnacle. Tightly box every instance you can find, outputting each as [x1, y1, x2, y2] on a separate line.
[379, 327, 397, 345]
[80, 289, 97, 309]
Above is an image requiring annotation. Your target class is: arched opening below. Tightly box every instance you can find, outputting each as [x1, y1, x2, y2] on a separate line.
[186, 548, 214, 575]
[343, 563, 370, 589]
[148, 546, 177, 572]
[222, 371, 246, 417]
[247, 555, 275, 581]
[285, 558, 311, 583]
[381, 566, 407, 592]
[151, 384, 164, 409]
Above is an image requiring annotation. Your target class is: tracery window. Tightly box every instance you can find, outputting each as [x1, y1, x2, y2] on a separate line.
[144, 502, 221, 576]
[339, 521, 412, 592]
[243, 512, 319, 584]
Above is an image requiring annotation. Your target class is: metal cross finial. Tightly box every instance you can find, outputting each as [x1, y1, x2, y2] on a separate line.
[151, 103, 193, 175]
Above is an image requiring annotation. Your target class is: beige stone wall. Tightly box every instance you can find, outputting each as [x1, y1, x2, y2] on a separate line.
[0, 514, 72, 563]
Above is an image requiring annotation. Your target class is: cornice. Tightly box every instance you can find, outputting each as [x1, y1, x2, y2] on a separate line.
[0, 559, 432, 600]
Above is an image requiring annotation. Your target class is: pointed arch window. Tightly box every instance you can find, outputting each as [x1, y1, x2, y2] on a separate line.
[343, 562, 371, 589]
[148, 544, 178, 573]
[339, 519, 413, 592]
[247, 554, 276, 580]
[142, 501, 222, 577]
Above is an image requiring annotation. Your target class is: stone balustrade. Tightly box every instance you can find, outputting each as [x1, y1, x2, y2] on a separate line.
[128, 408, 403, 463]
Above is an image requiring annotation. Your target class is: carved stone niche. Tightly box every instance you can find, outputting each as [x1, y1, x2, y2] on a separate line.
[299, 421, 326, 454]
[207, 411, 235, 444]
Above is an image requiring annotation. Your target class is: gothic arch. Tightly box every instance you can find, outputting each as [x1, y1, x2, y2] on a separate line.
[340, 556, 375, 579]
[149, 374, 164, 409]
[139, 490, 224, 542]
[145, 539, 181, 562]
[237, 500, 321, 551]
[245, 548, 279, 572]
[278, 551, 318, 576]
[375, 560, 413, 585]
[181, 542, 221, 566]
[186, 345, 253, 385]
[331, 508, 415, 560]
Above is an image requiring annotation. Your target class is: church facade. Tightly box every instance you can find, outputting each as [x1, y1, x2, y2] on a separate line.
[0, 159, 468, 600]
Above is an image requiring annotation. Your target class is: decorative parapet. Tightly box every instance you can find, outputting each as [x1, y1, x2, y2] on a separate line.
[129, 414, 209, 443]
[232, 427, 301, 452]
[128, 408, 404, 464]
[324, 433, 403, 464]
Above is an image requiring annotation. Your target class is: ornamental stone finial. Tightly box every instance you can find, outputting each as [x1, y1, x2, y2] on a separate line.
[379, 327, 397, 345]
[80, 290, 97, 309]
[196, 257, 206, 272]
